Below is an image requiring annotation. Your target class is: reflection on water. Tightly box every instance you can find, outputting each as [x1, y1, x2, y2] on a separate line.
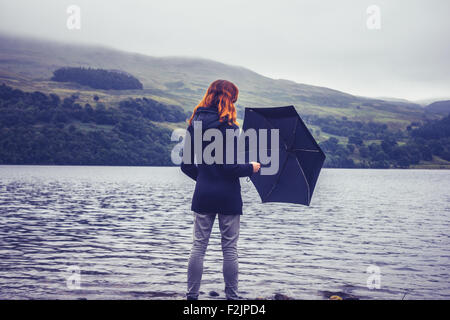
[0, 165, 449, 299]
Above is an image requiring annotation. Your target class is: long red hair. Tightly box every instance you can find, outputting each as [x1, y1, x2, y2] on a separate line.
[189, 79, 239, 126]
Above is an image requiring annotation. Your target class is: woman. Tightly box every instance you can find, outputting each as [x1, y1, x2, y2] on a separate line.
[181, 79, 260, 300]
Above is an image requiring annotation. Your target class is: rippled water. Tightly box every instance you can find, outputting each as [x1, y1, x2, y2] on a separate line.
[0, 165, 449, 300]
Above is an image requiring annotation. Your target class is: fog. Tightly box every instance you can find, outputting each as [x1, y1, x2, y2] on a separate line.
[0, 0, 449, 101]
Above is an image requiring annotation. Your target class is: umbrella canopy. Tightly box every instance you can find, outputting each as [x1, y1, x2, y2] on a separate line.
[242, 106, 325, 206]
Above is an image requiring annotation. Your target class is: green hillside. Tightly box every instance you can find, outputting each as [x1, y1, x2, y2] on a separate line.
[0, 84, 182, 165]
[0, 34, 448, 168]
[425, 100, 450, 115]
[0, 34, 430, 127]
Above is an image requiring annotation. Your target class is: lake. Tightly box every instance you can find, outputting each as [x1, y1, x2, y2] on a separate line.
[0, 165, 449, 300]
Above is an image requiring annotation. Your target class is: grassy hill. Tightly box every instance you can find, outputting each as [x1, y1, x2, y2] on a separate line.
[0, 33, 448, 168]
[0, 34, 431, 128]
[425, 100, 450, 115]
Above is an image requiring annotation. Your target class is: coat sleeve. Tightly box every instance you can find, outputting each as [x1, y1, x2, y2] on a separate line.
[180, 125, 198, 181]
[221, 125, 254, 178]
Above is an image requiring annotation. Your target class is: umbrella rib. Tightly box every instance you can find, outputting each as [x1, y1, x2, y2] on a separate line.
[263, 153, 290, 201]
[290, 117, 299, 149]
[291, 117, 311, 203]
[293, 153, 311, 204]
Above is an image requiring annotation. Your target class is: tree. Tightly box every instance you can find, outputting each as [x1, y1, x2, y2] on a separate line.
[51, 67, 143, 90]
[381, 138, 397, 154]
[348, 135, 363, 146]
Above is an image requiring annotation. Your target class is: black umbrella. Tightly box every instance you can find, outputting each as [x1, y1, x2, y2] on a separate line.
[242, 106, 325, 206]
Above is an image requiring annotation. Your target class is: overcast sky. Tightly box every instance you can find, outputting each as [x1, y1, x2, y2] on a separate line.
[0, 0, 449, 101]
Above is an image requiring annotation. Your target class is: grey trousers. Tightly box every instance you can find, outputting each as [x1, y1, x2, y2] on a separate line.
[187, 212, 240, 300]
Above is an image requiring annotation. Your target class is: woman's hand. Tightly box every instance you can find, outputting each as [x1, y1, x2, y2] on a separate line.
[250, 162, 261, 173]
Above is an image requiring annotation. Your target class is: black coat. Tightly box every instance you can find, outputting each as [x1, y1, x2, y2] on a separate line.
[181, 106, 254, 215]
